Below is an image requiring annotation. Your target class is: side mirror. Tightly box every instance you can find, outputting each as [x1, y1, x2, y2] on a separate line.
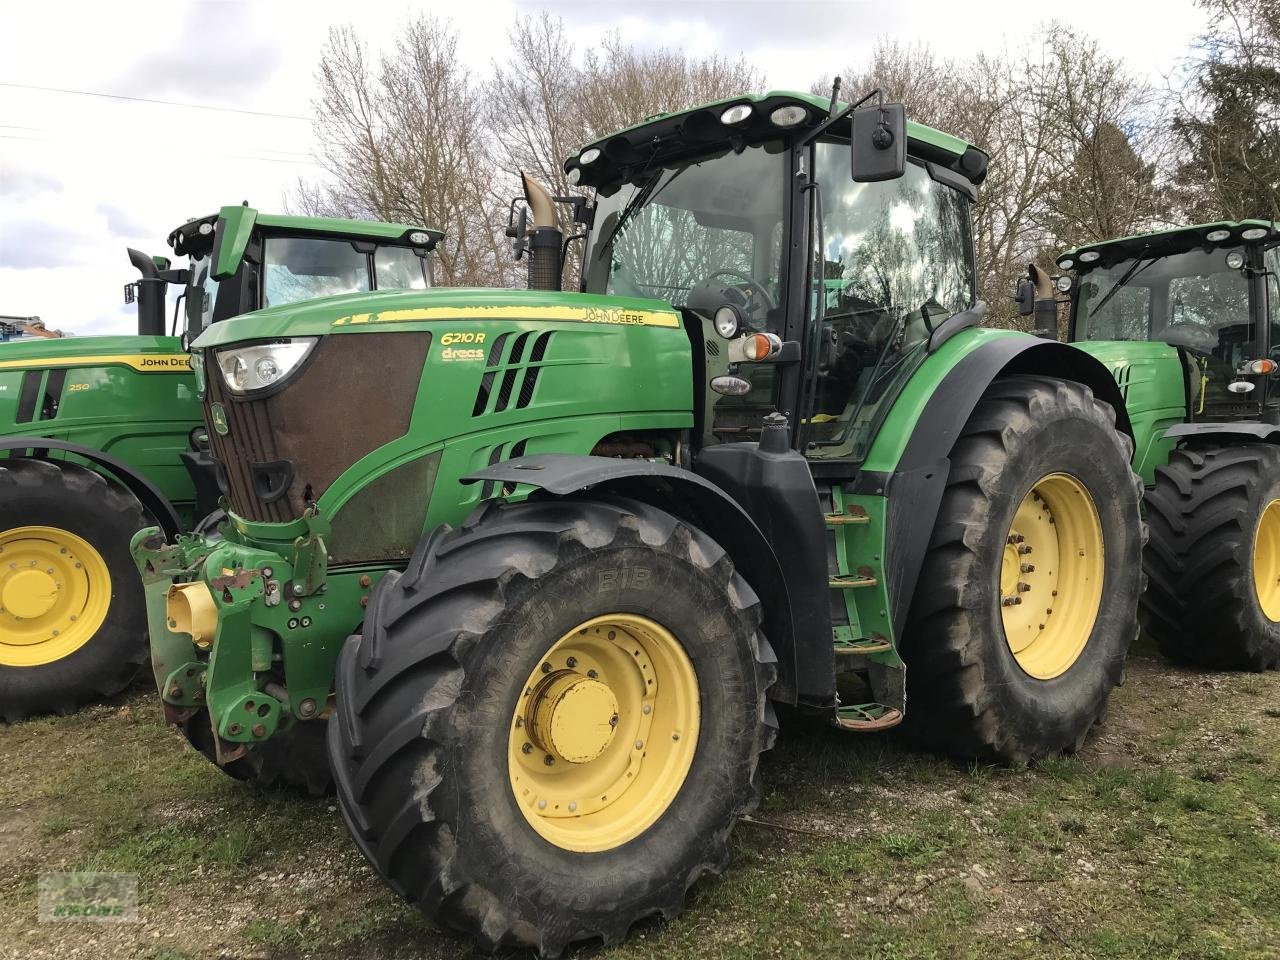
[851, 102, 906, 183]
[1015, 277, 1035, 317]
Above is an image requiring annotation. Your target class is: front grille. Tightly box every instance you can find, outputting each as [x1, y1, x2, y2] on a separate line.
[203, 332, 431, 522]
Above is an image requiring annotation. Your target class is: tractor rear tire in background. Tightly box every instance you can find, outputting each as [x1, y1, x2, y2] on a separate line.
[1143, 444, 1280, 671]
[178, 710, 333, 796]
[901, 375, 1144, 762]
[328, 496, 777, 956]
[0, 459, 149, 722]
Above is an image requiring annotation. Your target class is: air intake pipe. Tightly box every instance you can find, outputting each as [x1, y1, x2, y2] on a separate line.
[522, 173, 563, 292]
[128, 247, 168, 337]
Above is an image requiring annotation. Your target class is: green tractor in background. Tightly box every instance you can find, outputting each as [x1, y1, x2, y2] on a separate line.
[135, 89, 1148, 954]
[0, 208, 442, 727]
[1031, 220, 1280, 670]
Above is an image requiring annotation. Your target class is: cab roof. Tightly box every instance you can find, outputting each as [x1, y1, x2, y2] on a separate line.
[168, 205, 443, 259]
[1059, 219, 1278, 269]
[564, 90, 988, 190]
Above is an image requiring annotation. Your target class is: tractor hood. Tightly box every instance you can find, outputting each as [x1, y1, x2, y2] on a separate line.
[0, 333, 186, 372]
[191, 288, 682, 348]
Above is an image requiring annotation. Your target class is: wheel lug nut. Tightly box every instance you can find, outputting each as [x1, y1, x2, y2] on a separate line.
[587, 669, 598, 679]
[541, 662, 552, 674]
[521, 742, 532, 754]
[1001, 596, 1021, 607]
[1018, 545, 1032, 555]
[565, 656, 577, 668]
[543, 754, 555, 766]
[1016, 581, 1031, 593]
[1021, 563, 1035, 573]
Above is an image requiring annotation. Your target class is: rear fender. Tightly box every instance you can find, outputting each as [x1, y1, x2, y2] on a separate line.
[870, 336, 1133, 643]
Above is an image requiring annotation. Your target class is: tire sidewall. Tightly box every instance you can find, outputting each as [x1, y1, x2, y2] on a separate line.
[965, 413, 1142, 749]
[1230, 447, 1280, 645]
[0, 468, 147, 707]
[438, 536, 761, 922]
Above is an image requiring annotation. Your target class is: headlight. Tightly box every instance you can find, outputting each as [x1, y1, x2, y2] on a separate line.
[567, 167, 582, 185]
[1226, 250, 1246, 270]
[408, 230, 431, 245]
[720, 104, 753, 125]
[713, 304, 743, 339]
[1205, 229, 1231, 242]
[769, 105, 807, 128]
[1242, 227, 1268, 241]
[1054, 275, 1073, 293]
[189, 351, 206, 395]
[214, 338, 317, 395]
[1078, 250, 1100, 263]
[1057, 258, 1073, 270]
[579, 147, 601, 165]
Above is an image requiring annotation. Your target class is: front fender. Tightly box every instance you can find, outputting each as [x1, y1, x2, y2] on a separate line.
[463, 453, 800, 705]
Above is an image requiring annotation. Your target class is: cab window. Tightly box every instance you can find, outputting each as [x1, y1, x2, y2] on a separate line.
[376, 246, 430, 290]
[263, 237, 370, 307]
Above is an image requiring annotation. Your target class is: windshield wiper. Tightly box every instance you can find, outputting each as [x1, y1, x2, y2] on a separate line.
[1089, 255, 1164, 318]
[598, 163, 694, 256]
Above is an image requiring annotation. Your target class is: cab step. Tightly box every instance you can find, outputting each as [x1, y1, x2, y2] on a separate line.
[828, 573, 877, 589]
[834, 636, 893, 657]
[833, 702, 903, 732]
[824, 505, 870, 526]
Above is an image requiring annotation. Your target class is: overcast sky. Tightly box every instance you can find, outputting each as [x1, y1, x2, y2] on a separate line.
[0, 0, 1208, 337]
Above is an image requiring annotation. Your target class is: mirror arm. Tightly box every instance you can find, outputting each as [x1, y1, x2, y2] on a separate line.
[797, 88, 882, 149]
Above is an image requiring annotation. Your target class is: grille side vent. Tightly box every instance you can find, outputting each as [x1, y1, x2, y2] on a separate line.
[479, 437, 532, 499]
[471, 331, 556, 417]
[1113, 363, 1132, 401]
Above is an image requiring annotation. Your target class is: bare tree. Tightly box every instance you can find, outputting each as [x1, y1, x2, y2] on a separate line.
[295, 18, 508, 286]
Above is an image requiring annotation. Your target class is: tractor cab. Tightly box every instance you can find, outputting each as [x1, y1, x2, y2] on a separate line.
[1058, 221, 1280, 422]
[561, 92, 986, 461]
[166, 206, 443, 344]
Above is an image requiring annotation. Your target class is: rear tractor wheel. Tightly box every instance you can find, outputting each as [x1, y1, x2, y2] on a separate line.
[1143, 444, 1280, 670]
[328, 496, 776, 956]
[0, 460, 149, 722]
[901, 375, 1145, 762]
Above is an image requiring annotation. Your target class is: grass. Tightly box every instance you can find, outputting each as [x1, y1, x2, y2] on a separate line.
[1, 641, 1279, 959]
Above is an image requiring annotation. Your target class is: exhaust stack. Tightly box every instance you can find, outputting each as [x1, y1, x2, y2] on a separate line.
[128, 248, 169, 337]
[1027, 263, 1060, 341]
[522, 173, 563, 292]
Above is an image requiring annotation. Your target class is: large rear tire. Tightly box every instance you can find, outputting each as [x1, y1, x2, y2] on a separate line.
[1143, 444, 1280, 670]
[0, 460, 148, 722]
[328, 496, 777, 956]
[901, 375, 1144, 762]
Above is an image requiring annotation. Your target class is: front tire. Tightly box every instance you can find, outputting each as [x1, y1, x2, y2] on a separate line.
[328, 496, 776, 956]
[0, 460, 148, 722]
[901, 376, 1144, 762]
[1143, 444, 1280, 670]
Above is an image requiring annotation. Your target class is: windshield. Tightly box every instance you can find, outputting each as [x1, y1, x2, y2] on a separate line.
[1075, 248, 1250, 343]
[582, 141, 787, 326]
[1076, 246, 1256, 417]
[262, 236, 431, 308]
[806, 147, 975, 459]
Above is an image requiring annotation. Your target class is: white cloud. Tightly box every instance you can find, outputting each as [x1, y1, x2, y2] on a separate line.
[1, 0, 1208, 336]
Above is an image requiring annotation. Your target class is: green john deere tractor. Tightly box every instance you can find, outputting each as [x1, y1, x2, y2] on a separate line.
[0, 207, 442, 727]
[134, 90, 1146, 954]
[1037, 220, 1280, 670]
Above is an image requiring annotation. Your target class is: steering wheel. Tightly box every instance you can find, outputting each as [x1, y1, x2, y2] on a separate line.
[704, 270, 778, 312]
[1157, 322, 1217, 357]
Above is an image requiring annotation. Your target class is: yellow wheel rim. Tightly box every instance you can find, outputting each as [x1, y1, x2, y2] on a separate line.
[1253, 499, 1280, 621]
[0, 526, 111, 667]
[999, 474, 1105, 680]
[508, 614, 700, 853]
